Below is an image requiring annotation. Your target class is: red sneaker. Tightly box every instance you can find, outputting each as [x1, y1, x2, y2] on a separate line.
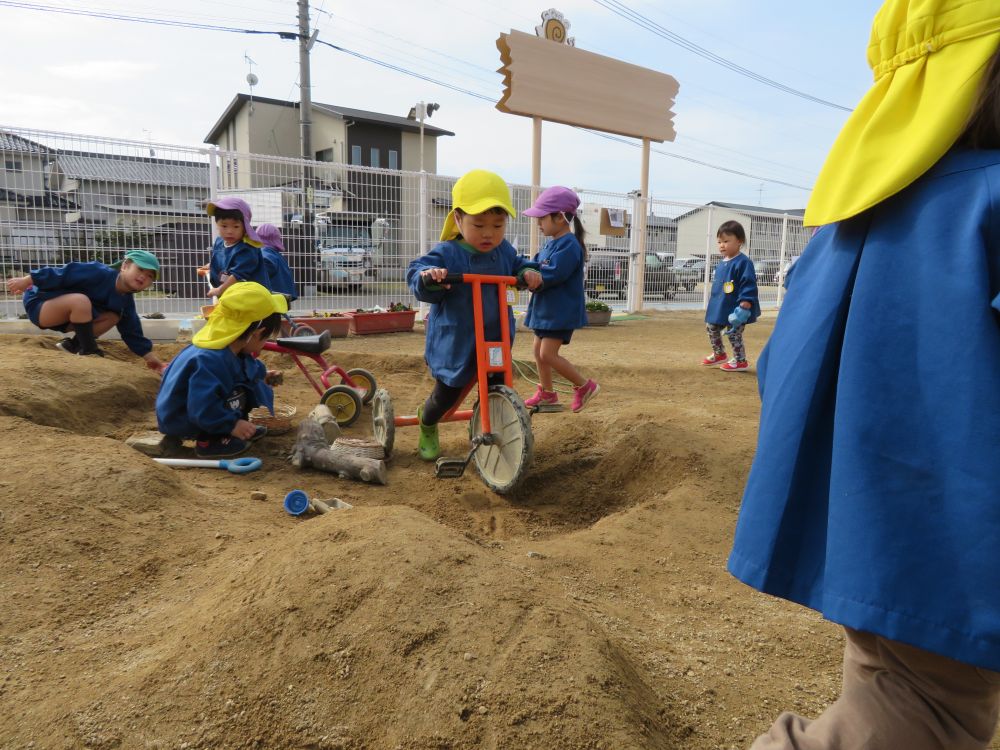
[701, 352, 728, 366]
[720, 359, 750, 373]
[571, 379, 600, 412]
[524, 387, 558, 407]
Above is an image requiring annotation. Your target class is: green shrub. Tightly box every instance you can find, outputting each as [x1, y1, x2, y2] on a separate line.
[585, 300, 611, 312]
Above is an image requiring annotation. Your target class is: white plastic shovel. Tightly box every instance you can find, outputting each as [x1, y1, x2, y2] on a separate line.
[154, 457, 262, 474]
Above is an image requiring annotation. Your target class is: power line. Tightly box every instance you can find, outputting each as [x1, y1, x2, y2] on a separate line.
[593, 0, 851, 112]
[1, 0, 811, 189]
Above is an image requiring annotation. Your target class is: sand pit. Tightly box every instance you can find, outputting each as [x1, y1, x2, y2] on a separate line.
[1, 312, 996, 749]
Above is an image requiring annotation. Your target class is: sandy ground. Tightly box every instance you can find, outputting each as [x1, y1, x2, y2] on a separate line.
[1, 310, 996, 750]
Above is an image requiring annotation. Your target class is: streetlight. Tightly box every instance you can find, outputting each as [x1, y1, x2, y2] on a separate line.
[413, 101, 440, 173]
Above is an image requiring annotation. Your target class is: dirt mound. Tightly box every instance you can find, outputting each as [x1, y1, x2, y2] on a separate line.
[4, 320, 993, 749]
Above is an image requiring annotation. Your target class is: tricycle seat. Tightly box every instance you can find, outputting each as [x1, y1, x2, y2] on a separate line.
[273, 331, 331, 354]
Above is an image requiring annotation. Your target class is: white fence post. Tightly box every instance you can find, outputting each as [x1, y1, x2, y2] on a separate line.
[776, 213, 789, 307]
[626, 190, 645, 312]
[701, 206, 715, 310]
[418, 170, 430, 321]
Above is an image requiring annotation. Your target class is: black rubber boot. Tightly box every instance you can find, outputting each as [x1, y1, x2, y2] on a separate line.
[73, 320, 104, 357]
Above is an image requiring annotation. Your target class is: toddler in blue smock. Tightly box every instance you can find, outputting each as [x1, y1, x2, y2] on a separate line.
[256, 223, 298, 303]
[701, 220, 760, 372]
[201, 197, 270, 300]
[406, 169, 538, 461]
[520, 185, 599, 412]
[156, 282, 286, 458]
[5, 249, 166, 371]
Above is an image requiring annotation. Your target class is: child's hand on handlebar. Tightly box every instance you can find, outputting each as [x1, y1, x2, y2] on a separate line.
[522, 269, 543, 290]
[421, 268, 452, 288]
[231, 419, 257, 440]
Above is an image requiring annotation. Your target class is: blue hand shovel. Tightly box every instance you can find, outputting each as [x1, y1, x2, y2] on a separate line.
[154, 457, 262, 474]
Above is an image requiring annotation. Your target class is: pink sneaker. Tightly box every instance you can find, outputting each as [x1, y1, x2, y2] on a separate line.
[571, 379, 600, 412]
[701, 352, 728, 366]
[720, 358, 750, 373]
[524, 387, 558, 407]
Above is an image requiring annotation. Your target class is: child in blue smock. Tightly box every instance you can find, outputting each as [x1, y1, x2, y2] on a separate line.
[156, 282, 287, 458]
[406, 169, 538, 461]
[203, 197, 270, 299]
[520, 185, 599, 412]
[5, 249, 165, 371]
[730, 1, 1000, 747]
[701, 220, 759, 372]
[256, 223, 298, 302]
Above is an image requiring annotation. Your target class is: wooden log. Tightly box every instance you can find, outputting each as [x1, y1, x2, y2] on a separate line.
[290, 419, 387, 485]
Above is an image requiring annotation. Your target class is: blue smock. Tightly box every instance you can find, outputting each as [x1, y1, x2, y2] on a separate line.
[523, 233, 588, 331]
[728, 148, 1000, 671]
[407, 239, 534, 387]
[705, 253, 760, 325]
[156, 344, 272, 438]
[22, 261, 152, 356]
[209, 237, 271, 289]
[262, 246, 298, 301]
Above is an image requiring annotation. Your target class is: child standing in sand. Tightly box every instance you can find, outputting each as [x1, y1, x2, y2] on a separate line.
[203, 197, 270, 300]
[701, 220, 760, 373]
[406, 169, 539, 461]
[520, 185, 599, 412]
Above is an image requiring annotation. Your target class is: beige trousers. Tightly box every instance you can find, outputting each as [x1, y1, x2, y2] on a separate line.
[750, 627, 1000, 750]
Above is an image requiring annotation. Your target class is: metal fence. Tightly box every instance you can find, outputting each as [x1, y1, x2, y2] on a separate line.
[1, 124, 810, 320]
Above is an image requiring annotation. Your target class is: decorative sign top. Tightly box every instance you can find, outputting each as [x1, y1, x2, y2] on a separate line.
[535, 8, 574, 47]
[496, 30, 678, 142]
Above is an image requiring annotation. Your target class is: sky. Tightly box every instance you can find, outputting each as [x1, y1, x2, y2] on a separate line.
[1, 0, 880, 210]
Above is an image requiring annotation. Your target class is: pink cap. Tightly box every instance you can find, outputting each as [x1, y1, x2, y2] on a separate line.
[523, 185, 580, 217]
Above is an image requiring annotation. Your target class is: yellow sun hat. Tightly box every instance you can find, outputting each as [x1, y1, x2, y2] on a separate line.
[804, 0, 1000, 227]
[193, 281, 288, 350]
[439, 169, 517, 241]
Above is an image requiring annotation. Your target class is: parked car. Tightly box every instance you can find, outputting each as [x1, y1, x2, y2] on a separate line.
[774, 256, 799, 285]
[315, 222, 378, 293]
[673, 259, 706, 291]
[753, 259, 782, 285]
[585, 252, 686, 299]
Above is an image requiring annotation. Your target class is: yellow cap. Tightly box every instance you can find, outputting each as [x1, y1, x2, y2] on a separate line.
[439, 169, 517, 241]
[193, 282, 288, 350]
[805, 0, 1000, 227]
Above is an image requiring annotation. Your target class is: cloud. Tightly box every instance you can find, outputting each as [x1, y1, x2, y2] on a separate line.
[44, 60, 158, 82]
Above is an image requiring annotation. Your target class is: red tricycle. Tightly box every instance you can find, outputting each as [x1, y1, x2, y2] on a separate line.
[370, 273, 544, 495]
[264, 331, 376, 427]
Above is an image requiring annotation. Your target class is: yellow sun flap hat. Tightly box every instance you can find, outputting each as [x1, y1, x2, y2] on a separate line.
[192, 281, 288, 350]
[804, 0, 1000, 227]
[439, 169, 517, 241]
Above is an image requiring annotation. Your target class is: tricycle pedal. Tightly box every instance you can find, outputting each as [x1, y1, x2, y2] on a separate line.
[435, 457, 469, 478]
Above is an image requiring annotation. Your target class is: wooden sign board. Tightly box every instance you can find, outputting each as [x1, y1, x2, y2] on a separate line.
[496, 30, 678, 143]
[600, 207, 628, 237]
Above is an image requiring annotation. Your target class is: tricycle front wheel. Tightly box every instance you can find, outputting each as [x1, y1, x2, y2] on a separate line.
[468, 385, 533, 495]
[320, 385, 363, 427]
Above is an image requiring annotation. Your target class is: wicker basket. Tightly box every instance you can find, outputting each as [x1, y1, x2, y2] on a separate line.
[249, 404, 297, 435]
[330, 437, 386, 460]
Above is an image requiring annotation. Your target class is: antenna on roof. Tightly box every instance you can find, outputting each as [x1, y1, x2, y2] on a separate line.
[141, 128, 155, 158]
[245, 53, 259, 114]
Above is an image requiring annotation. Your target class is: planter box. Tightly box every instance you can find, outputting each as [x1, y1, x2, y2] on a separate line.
[281, 315, 351, 338]
[585, 310, 612, 327]
[347, 309, 417, 335]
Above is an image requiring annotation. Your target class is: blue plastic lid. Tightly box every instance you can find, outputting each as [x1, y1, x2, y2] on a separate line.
[283, 490, 310, 516]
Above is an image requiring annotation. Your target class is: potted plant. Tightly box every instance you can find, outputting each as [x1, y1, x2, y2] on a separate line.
[346, 302, 417, 335]
[585, 300, 612, 327]
[282, 311, 351, 337]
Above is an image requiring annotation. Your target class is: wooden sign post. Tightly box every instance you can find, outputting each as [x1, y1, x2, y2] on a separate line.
[496, 10, 679, 309]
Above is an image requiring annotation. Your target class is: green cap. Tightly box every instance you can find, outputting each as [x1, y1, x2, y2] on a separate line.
[112, 250, 160, 278]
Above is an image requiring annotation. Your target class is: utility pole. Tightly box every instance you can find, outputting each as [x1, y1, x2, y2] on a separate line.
[297, 0, 313, 165]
